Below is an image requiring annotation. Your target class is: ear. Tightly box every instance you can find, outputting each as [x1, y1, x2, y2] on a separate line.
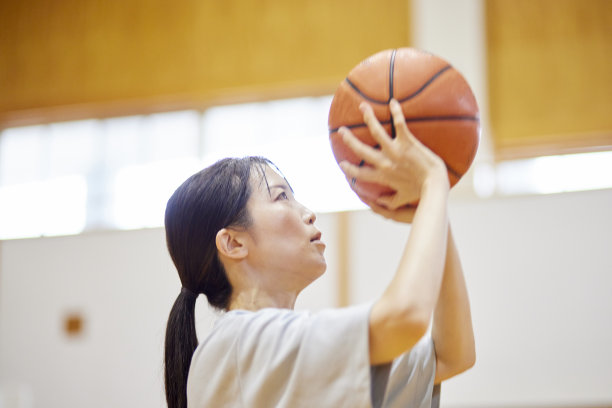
[215, 228, 248, 260]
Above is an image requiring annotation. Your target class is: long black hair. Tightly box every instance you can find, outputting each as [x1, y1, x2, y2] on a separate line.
[163, 156, 271, 408]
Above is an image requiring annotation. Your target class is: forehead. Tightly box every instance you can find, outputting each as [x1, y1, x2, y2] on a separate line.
[251, 164, 288, 193]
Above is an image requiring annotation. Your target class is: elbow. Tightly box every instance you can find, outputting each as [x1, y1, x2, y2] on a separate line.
[435, 352, 476, 383]
[467, 341, 477, 367]
[455, 351, 476, 376]
[455, 338, 477, 374]
[461, 332, 477, 370]
[458, 341, 478, 374]
[456, 349, 476, 376]
[465, 342, 477, 370]
[435, 339, 476, 383]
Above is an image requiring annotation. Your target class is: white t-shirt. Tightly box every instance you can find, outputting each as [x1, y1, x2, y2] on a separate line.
[187, 303, 436, 408]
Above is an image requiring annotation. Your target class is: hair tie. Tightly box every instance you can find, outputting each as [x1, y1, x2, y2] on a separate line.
[181, 287, 198, 301]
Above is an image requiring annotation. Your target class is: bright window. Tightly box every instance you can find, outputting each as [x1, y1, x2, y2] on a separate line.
[1, 98, 611, 240]
[0, 176, 87, 239]
[474, 151, 612, 197]
[200, 96, 364, 213]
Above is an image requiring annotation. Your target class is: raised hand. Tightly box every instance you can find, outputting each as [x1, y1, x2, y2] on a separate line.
[338, 99, 449, 211]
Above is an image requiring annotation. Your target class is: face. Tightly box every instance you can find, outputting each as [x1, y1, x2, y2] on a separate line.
[243, 165, 326, 292]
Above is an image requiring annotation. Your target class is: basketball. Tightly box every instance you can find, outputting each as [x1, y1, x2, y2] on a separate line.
[328, 47, 480, 201]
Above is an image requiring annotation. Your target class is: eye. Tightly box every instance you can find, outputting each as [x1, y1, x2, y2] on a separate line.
[276, 191, 289, 201]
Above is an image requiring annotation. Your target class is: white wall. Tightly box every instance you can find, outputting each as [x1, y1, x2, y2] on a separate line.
[0, 212, 339, 408]
[350, 188, 612, 407]
[0, 228, 175, 408]
[2, 189, 611, 407]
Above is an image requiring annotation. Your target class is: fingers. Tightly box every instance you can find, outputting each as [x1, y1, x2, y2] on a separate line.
[363, 196, 417, 224]
[339, 160, 383, 185]
[352, 184, 380, 203]
[359, 103, 395, 152]
[375, 194, 404, 211]
[389, 99, 419, 147]
[340, 99, 438, 211]
[375, 192, 420, 211]
[338, 127, 384, 166]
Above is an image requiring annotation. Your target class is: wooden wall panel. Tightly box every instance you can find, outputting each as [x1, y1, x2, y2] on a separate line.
[0, 0, 410, 127]
[486, 0, 612, 159]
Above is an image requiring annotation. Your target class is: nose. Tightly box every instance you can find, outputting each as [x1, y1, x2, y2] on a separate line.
[303, 207, 316, 224]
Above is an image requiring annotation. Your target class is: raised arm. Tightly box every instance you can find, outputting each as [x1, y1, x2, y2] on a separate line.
[432, 225, 476, 383]
[367, 176, 449, 364]
[338, 100, 450, 365]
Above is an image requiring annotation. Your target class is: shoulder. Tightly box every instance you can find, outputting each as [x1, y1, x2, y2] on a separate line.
[215, 303, 373, 350]
[188, 304, 375, 408]
[206, 308, 309, 346]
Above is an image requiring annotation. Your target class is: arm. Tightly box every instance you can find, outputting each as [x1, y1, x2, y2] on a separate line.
[338, 100, 450, 365]
[432, 225, 476, 383]
[368, 179, 449, 365]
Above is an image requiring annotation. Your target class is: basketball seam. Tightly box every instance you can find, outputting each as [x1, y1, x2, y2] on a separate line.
[389, 49, 397, 139]
[341, 64, 453, 106]
[333, 55, 474, 185]
[331, 116, 478, 181]
[397, 65, 453, 104]
[329, 115, 479, 133]
[344, 78, 386, 104]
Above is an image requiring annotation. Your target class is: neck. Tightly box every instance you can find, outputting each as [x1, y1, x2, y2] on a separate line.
[228, 287, 299, 311]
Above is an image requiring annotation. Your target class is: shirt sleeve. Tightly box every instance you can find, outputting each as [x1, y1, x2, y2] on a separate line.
[233, 303, 373, 408]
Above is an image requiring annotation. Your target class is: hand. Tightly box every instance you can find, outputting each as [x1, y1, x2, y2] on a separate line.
[363, 198, 417, 224]
[338, 99, 449, 210]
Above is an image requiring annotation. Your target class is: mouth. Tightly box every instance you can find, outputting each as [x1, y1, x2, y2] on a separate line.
[310, 231, 322, 242]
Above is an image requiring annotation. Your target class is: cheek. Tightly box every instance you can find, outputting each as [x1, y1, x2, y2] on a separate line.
[258, 210, 301, 240]
[273, 214, 306, 248]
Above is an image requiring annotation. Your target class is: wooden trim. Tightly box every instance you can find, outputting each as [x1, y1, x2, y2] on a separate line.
[0, 80, 339, 130]
[336, 211, 351, 307]
[494, 130, 612, 161]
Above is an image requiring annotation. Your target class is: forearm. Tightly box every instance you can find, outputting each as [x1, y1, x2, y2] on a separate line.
[379, 177, 449, 322]
[432, 225, 476, 382]
[357, 98, 455, 365]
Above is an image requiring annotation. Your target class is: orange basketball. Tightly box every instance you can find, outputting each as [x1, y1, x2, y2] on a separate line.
[328, 48, 480, 201]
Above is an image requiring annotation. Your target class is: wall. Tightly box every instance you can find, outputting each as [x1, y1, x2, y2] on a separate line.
[349, 189, 612, 407]
[1, 189, 611, 407]
[485, 0, 612, 157]
[0, 228, 174, 407]
[0, 213, 339, 408]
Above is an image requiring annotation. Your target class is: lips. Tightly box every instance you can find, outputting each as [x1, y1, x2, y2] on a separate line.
[310, 231, 322, 242]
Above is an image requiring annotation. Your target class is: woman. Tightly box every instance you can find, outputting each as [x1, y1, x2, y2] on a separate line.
[164, 100, 475, 408]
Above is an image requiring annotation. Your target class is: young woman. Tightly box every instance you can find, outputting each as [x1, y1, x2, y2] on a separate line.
[164, 100, 475, 408]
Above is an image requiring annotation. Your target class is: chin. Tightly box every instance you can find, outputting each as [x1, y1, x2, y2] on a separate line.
[312, 261, 327, 281]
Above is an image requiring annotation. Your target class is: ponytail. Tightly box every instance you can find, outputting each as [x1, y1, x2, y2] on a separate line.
[163, 156, 276, 406]
[164, 290, 198, 408]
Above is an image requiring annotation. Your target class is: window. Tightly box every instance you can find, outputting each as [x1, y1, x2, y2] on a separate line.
[473, 151, 612, 197]
[199, 96, 364, 213]
[1, 97, 611, 240]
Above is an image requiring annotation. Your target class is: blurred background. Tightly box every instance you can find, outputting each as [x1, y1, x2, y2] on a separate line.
[0, 0, 610, 407]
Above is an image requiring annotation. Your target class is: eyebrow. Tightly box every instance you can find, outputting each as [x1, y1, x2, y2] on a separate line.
[268, 184, 289, 191]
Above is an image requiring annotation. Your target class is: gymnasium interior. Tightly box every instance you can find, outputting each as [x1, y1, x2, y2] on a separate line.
[0, 0, 611, 407]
